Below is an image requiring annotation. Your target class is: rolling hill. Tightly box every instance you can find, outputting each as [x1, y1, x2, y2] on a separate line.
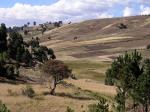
[38, 15, 150, 61]
[1, 15, 149, 112]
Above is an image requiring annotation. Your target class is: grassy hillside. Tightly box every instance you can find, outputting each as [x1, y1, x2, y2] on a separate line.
[38, 15, 150, 62]
[0, 15, 150, 112]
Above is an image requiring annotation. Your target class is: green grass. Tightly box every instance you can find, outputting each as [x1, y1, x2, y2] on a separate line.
[65, 60, 110, 81]
[79, 71, 105, 82]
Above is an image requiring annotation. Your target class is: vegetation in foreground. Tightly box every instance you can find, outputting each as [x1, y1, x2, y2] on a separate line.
[0, 101, 10, 112]
[64, 50, 150, 112]
[105, 50, 150, 112]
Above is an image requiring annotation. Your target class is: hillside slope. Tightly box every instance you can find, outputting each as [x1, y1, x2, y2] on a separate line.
[39, 16, 150, 61]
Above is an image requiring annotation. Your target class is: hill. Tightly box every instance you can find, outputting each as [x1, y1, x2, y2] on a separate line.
[1, 15, 150, 112]
[38, 15, 150, 61]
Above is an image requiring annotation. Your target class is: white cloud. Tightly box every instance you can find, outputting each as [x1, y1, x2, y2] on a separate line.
[139, 0, 150, 4]
[140, 5, 150, 15]
[0, 0, 149, 26]
[0, 0, 116, 26]
[123, 7, 134, 17]
[96, 13, 113, 18]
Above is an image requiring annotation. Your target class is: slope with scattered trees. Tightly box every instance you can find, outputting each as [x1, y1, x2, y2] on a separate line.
[0, 23, 56, 80]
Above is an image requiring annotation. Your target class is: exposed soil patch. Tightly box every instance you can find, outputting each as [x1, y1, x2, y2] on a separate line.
[71, 51, 112, 58]
[84, 44, 114, 51]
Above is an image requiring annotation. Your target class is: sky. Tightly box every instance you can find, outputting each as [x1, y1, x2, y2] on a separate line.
[0, 0, 150, 26]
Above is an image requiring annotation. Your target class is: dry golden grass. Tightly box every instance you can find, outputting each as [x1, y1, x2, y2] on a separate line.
[0, 83, 96, 112]
[36, 16, 150, 62]
[66, 79, 116, 96]
[65, 60, 110, 81]
[77, 36, 133, 45]
[0, 62, 116, 112]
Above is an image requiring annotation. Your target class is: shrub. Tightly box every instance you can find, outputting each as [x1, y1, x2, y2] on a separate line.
[105, 69, 114, 85]
[28, 38, 39, 48]
[117, 23, 127, 29]
[0, 52, 8, 62]
[0, 101, 10, 112]
[66, 106, 75, 112]
[0, 64, 16, 79]
[22, 85, 35, 98]
[6, 65, 15, 79]
[88, 98, 109, 112]
[146, 44, 150, 50]
[24, 30, 28, 35]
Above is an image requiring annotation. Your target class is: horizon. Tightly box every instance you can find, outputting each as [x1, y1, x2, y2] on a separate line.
[0, 0, 150, 26]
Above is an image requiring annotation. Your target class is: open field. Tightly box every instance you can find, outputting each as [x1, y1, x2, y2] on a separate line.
[0, 76, 115, 112]
[0, 83, 95, 112]
[65, 61, 110, 82]
[0, 60, 115, 112]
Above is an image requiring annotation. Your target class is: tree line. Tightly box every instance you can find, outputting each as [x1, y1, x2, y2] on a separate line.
[0, 23, 56, 79]
[0, 23, 72, 96]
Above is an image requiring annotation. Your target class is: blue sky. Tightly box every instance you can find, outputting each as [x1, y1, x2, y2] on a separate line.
[0, 0, 58, 7]
[0, 0, 149, 26]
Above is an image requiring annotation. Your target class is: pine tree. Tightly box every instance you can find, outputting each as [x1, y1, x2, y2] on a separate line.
[0, 23, 7, 53]
[22, 49, 32, 66]
[105, 50, 143, 111]
[132, 59, 150, 112]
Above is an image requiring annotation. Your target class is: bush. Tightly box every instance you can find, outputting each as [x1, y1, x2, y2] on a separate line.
[5, 64, 19, 79]
[22, 85, 35, 98]
[0, 52, 8, 62]
[146, 44, 150, 50]
[0, 101, 10, 112]
[66, 106, 75, 112]
[24, 30, 28, 35]
[117, 23, 127, 29]
[105, 69, 114, 85]
[88, 98, 109, 112]
[6, 65, 15, 79]
[28, 38, 39, 48]
[0, 63, 17, 79]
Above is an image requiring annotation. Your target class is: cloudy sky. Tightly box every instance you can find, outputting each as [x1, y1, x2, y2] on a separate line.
[0, 0, 150, 26]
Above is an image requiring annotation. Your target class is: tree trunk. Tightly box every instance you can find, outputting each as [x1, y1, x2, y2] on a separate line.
[133, 100, 136, 112]
[145, 101, 148, 112]
[122, 91, 126, 112]
[143, 106, 145, 112]
[50, 78, 56, 95]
